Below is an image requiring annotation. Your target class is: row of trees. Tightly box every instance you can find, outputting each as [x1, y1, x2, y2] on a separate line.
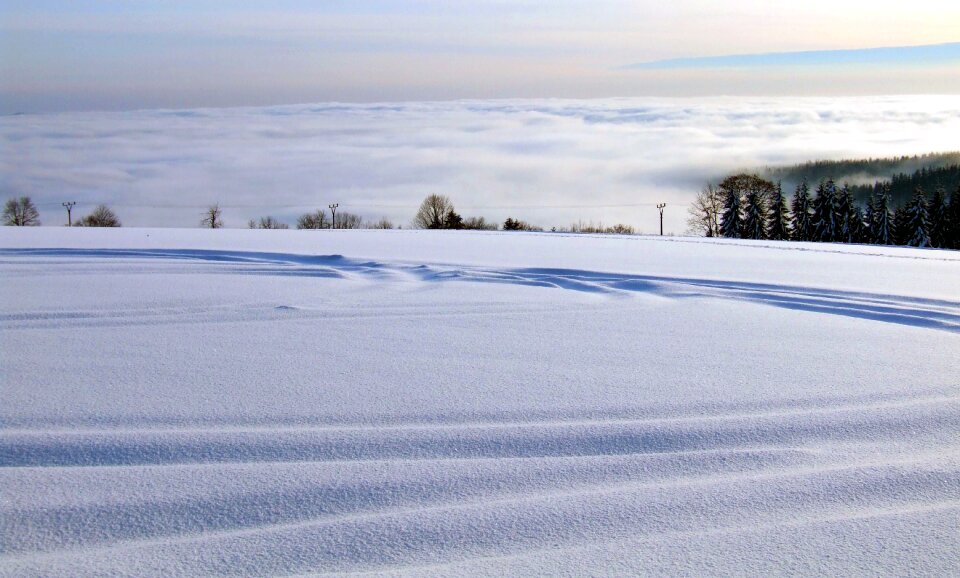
[689, 174, 960, 248]
[1, 198, 381, 231]
[3, 197, 121, 227]
[764, 153, 960, 207]
[849, 164, 960, 207]
[412, 194, 545, 231]
[197, 204, 391, 230]
[412, 194, 501, 230]
[412, 194, 640, 233]
[208, 196, 634, 234]
[4, 194, 631, 234]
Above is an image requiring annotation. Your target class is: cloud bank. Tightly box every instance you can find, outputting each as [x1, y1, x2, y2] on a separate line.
[2, 96, 959, 233]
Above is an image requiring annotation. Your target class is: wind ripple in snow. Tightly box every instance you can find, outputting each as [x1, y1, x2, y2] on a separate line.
[2, 395, 959, 575]
[1, 243, 958, 576]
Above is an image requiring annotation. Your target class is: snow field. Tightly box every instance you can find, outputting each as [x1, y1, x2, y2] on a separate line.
[1, 228, 958, 576]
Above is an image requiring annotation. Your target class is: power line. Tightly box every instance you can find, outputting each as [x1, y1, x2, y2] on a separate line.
[33, 201, 667, 210]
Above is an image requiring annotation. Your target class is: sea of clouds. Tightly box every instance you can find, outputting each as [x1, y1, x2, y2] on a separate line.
[2, 96, 959, 233]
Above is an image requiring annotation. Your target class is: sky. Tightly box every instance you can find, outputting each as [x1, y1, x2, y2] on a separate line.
[3, 96, 959, 232]
[2, 3, 959, 231]
[1, 1, 959, 113]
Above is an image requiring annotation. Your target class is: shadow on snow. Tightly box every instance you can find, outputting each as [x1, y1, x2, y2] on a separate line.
[3, 248, 958, 333]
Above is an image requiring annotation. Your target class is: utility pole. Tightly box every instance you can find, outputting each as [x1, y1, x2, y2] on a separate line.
[328, 203, 338, 229]
[62, 201, 77, 226]
[656, 203, 666, 236]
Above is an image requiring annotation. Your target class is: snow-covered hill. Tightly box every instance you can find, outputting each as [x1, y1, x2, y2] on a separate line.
[2, 228, 958, 576]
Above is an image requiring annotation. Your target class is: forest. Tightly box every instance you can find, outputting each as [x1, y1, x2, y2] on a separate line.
[688, 173, 960, 249]
[761, 152, 960, 206]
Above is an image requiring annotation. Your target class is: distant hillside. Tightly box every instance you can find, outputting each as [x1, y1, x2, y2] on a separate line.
[849, 164, 960, 206]
[761, 152, 960, 205]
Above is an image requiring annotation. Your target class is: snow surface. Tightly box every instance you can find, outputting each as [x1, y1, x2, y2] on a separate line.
[1, 228, 958, 576]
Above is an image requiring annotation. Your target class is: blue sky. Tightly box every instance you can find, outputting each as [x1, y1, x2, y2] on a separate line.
[628, 43, 960, 70]
[1, 1, 959, 112]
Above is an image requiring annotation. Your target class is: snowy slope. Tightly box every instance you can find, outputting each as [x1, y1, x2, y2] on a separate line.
[1, 228, 958, 576]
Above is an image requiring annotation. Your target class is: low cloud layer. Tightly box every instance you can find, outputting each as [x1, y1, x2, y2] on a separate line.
[2, 96, 959, 233]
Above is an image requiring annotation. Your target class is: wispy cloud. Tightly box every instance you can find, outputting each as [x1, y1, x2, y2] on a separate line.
[2, 96, 959, 233]
[626, 42, 960, 70]
[3, 3, 960, 111]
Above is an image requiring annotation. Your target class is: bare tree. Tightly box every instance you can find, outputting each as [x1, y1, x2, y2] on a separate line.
[687, 184, 722, 237]
[296, 209, 328, 230]
[201, 204, 223, 229]
[335, 211, 363, 229]
[607, 223, 635, 235]
[79, 204, 121, 227]
[249, 216, 289, 229]
[413, 194, 453, 229]
[366, 217, 394, 229]
[3, 197, 41, 226]
[462, 216, 497, 230]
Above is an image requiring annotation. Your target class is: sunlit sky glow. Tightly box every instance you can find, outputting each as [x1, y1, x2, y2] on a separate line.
[2, 1, 959, 112]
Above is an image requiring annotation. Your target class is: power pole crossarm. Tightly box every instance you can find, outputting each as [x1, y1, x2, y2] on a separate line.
[62, 201, 77, 226]
[328, 203, 338, 230]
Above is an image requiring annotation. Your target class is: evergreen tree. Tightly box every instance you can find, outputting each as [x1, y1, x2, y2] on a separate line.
[812, 180, 838, 242]
[768, 182, 791, 241]
[443, 208, 464, 230]
[893, 205, 909, 245]
[716, 174, 775, 239]
[948, 185, 960, 249]
[741, 189, 769, 240]
[927, 187, 947, 248]
[790, 181, 813, 241]
[903, 187, 931, 247]
[864, 189, 877, 243]
[720, 187, 743, 238]
[872, 184, 894, 245]
[849, 205, 867, 243]
[836, 185, 855, 243]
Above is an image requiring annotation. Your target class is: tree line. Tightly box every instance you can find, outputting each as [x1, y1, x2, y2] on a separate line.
[2, 196, 545, 232]
[410, 194, 639, 233]
[3, 198, 121, 227]
[848, 164, 960, 207]
[5, 194, 642, 235]
[411, 194, 538, 231]
[763, 152, 960, 205]
[688, 174, 960, 249]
